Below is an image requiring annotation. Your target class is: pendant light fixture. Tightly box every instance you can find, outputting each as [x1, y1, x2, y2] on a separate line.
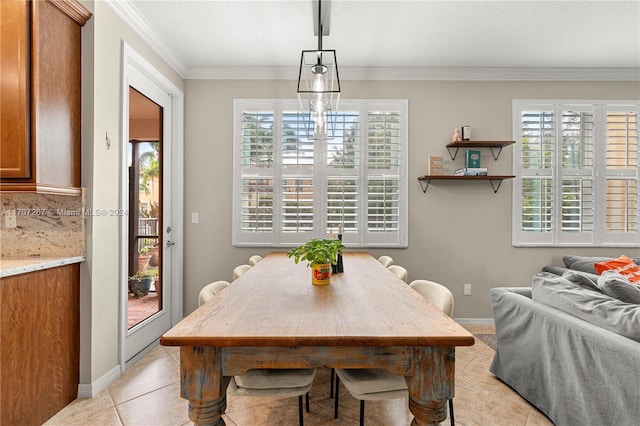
[297, 0, 340, 138]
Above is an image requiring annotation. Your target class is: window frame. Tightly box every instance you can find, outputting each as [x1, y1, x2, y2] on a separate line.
[232, 99, 408, 248]
[512, 99, 640, 248]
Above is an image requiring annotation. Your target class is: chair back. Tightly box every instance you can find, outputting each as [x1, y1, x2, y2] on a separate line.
[388, 264, 408, 282]
[248, 255, 263, 266]
[409, 280, 454, 317]
[377, 255, 394, 267]
[198, 280, 230, 306]
[233, 264, 252, 280]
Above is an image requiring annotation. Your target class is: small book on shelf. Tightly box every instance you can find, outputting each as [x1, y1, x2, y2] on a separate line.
[465, 149, 481, 168]
[455, 167, 488, 176]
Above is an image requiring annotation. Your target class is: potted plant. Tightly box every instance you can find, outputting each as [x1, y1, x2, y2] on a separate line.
[129, 269, 157, 297]
[287, 238, 344, 285]
[138, 246, 151, 271]
[147, 243, 160, 267]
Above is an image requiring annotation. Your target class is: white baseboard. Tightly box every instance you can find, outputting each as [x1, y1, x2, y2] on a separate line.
[454, 318, 495, 326]
[77, 365, 121, 398]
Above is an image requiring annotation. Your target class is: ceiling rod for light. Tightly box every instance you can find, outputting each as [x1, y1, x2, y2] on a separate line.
[297, 0, 340, 138]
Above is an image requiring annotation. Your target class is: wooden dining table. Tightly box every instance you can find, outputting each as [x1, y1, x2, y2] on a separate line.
[160, 252, 474, 425]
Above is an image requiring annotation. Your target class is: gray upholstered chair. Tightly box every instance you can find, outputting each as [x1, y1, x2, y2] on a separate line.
[387, 264, 408, 283]
[232, 264, 252, 280]
[248, 254, 263, 266]
[377, 255, 394, 267]
[197, 281, 316, 425]
[197, 280, 230, 305]
[334, 279, 455, 426]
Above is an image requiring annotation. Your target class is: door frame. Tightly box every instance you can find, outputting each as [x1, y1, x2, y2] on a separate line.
[119, 42, 183, 368]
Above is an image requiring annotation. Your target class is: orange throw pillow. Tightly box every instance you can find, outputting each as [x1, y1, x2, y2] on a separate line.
[594, 255, 640, 283]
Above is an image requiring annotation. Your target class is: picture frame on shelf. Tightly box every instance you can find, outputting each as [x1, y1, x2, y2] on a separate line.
[461, 125, 471, 140]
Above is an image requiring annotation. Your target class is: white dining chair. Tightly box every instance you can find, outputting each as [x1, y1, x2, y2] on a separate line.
[232, 264, 252, 280]
[388, 264, 408, 283]
[377, 255, 394, 268]
[248, 255, 263, 266]
[197, 276, 316, 426]
[333, 279, 455, 426]
[197, 280, 229, 306]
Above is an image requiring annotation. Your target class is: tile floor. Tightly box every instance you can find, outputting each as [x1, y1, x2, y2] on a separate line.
[45, 325, 553, 426]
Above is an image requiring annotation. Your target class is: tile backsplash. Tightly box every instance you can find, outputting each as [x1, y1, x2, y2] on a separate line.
[1, 191, 85, 257]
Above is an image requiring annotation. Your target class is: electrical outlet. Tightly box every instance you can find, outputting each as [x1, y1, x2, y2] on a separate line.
[4, 210, 17, 228]
[463, 283, 472, 296]
[191, 212, 199, 224]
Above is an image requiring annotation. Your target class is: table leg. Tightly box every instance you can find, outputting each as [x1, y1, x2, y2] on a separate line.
[180, 347, 230, 426]
[405, 346, 455, 425]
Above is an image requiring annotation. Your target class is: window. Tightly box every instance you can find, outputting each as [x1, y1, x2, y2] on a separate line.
[232, 99, 408, 247]
[512, 100, 639, 247]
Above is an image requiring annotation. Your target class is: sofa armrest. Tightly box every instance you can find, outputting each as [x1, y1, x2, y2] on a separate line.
[489, 286, 640, 426]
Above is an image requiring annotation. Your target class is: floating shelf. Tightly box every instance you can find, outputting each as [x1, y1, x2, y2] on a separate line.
[417, 175, 515, 193]
[445, 140, 515, 161]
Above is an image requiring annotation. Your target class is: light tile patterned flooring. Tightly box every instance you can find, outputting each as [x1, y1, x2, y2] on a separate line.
[45, 325, 553, 426]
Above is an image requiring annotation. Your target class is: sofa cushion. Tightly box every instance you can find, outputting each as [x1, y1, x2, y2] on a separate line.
[598, 271, 640, 304]
[561, 270, 601, 292]
[562, 255, 614, 274]
[594, 255, 640, 283]
[562, 254, 640, 275]
[532, 272, 640, 343]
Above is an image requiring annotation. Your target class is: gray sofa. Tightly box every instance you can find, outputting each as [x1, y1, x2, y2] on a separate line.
[490, 256, 640, 426]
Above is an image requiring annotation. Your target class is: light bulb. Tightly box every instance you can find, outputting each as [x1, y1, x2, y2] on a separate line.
[312, 73, 325, 93]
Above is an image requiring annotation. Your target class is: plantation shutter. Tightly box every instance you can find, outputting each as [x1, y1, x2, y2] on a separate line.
[558, 107, 594, 244]
[515, 107, 555, 245]
[365, 105, 405, 246]
[233, 99, 407, 248]
[327, 110, 360, 233]
[513, 100, 639, 247]
[235, 109, 276, 245]
[601, 108, 638, 244]
[280, 110, 315, 242]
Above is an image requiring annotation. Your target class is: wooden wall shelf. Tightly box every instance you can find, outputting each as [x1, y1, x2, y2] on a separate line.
[445, 140, 515, 161]
[417, 175, 515, 193]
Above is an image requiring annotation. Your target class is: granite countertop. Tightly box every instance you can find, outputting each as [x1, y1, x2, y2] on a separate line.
[1, 256, 86, 278]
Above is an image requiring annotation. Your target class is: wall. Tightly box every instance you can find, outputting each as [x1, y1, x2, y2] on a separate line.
[79, 0, 183, 391]
[183, 79, 640, 319]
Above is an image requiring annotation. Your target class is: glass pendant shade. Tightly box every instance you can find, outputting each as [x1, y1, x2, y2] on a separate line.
[297, 49, 340, 137]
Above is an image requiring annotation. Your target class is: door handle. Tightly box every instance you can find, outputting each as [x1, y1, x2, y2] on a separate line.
[166, 240, 175, 247]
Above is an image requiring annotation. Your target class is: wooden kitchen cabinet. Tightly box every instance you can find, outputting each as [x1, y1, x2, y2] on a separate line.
[1, 263, 80, 425]
[0, 0, 91, 195]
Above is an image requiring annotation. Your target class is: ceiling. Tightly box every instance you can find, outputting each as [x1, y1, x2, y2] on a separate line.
[110, 0, 640, 81]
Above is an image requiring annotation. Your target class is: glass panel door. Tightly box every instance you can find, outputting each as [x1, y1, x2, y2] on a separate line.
[127, 87, 162, 329]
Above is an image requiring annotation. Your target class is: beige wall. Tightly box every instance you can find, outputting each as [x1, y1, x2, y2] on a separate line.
[183, 79, 640, 319]
[78, 0, 639, 389]
[79, 0, 183, 388]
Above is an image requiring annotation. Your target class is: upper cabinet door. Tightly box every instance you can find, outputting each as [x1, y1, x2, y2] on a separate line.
[0, 0, 31, 179]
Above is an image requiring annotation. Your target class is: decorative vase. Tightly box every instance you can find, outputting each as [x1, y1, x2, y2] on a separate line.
[311, 263, 332, 285]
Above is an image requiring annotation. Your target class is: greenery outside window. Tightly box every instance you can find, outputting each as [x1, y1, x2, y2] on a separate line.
[512, 100, 639, 247]
[232, 99, 408, 248]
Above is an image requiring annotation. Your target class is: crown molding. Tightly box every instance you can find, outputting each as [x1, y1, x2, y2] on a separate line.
[186, 66, 640, 81]
[105, 0, 188, 77]
[105, 2, 638, 83]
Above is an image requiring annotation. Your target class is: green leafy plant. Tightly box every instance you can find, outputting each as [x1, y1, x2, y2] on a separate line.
[287, 238, 344, 268]
[128, 269, 158, 297]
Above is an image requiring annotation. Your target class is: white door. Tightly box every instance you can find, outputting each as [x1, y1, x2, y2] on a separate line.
[121, 44, 183, 364]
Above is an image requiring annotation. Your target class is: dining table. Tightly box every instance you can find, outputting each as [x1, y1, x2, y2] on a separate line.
[160, 252, 474, 425]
